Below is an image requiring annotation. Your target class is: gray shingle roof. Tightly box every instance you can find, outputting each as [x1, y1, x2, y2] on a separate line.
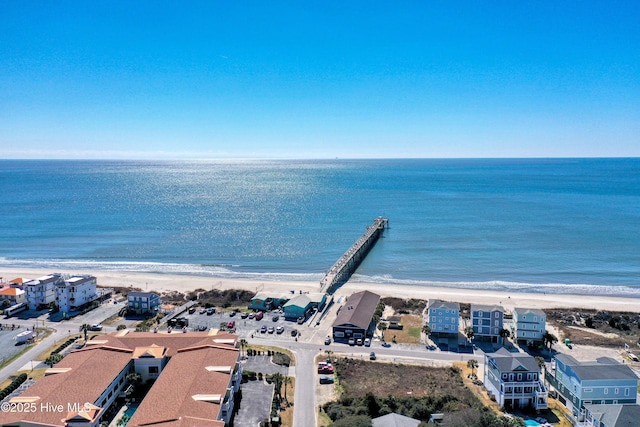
[584, 404, 640, 427]
[487, 347, 539, 372]
[555, 354, 638, 381]
[333, 290, 380, 330]
[428, 299, 460, 310]
[372, 412, 421, 427]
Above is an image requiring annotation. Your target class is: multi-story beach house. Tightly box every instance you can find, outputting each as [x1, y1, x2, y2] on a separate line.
[484, 347, 548, 410]
[427, 299, 460, 338]
[24, 274, 63, 310]
[580, 403, 640, 427]
[128, 291, 161, 315]
[545, 354, 638, 422]
[512, 307, 546, 346]
[471, 304, 504, 343]
[56, 275, 98, 315]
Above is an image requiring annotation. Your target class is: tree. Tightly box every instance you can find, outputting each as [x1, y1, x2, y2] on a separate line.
[332, 415, 372, 427]
[543, 331, 558, 352]
[467, 359, 479, 377]
[535, 356, 545, 370]
[499, 328, 511, 345]
[282, 376, 291, 402]
[240, 339, 248, 359]
[79, 324, 90, 341]
[378, 322, 388, 340]
[45, 353, 64, 367]
[422, 324, 431, 337]
[465, 326, 475, 343]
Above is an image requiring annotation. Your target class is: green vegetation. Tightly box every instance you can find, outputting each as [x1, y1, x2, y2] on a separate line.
[322, 358, 525, 427]
[0, 373, 28, 401]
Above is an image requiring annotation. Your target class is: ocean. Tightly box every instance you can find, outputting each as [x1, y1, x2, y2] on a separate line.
[1, 158, 639, 296]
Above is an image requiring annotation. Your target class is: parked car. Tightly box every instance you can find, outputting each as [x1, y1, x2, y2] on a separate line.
[260, 325, 267, 333]
[255, 312, 264, 321]
[188, 306, 196, 314]
[348, 338, 355, 346]
[267, 326, 275, 334]
[290, 329, 298, 337]
[381, 342, 391, 348]
[240, 312, 249, 319]
[199, 308, 207, 314]
[227, 320, 236, 329]
[324, 337, 332, 345]
[248, 312, 255, 319]
[206, 307, 215, 315]
[356, 338, 363, 346]
[229, 311, 236, 317]
[272, 315, 279, 322]
[319, 376, 334, 384]
[276, 326, 284, 334]
[369, 352, 376, 360]
[89, 324, 103, 331]
[364, 338, 371, 347]
[318, 364, 334, 374]
[297, 317, 305, 324]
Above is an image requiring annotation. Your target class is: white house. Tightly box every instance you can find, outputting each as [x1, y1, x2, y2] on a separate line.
[24, 274, 62, 310]
[56, 275, 98, 315]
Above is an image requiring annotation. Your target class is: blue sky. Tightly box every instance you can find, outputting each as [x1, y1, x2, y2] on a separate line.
[1, 1, 639, 159]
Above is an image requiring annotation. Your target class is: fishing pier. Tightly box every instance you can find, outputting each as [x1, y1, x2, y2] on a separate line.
[321, 216, 389, 294]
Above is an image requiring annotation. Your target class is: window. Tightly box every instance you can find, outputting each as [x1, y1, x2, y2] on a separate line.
[604, 388, 608, 395]
[615, 388, 619, 395]
[517, 374, 522, 381]
[625, 388, 630, 396]
[149, 366, 159, 374]
[494, 320, 499, 326]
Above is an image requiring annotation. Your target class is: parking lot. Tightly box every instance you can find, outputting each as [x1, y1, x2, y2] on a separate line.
[179, 308, 307, 341]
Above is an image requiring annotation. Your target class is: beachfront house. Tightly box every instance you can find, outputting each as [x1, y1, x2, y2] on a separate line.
[545, 354, 638, 422]
[283, 293, 327, 321]
[0, 286, 26, 307]
[332, 290, 380, 342]
[128, 291, 161, 315]
[484, 347, 548, 410]
[56, 275, 98, 315]
[581, 403, 640, 427]
[471, 304, 504, 343]
[427, 299, 460, 338]
[513, 307, 546, 346]
[24, 274, 63, 310]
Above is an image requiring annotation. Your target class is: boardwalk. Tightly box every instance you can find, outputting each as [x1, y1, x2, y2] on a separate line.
[321, 217, 388, 294]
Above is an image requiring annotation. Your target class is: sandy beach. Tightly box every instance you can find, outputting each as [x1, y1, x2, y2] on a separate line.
[2, 267, 639, 313]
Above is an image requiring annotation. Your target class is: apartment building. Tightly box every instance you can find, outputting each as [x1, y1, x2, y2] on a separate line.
[0, 331, 241, 427]
[128, 291, 161, 315]
[56, 275, 98, 314]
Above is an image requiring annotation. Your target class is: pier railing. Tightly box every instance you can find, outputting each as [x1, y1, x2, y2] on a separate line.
[321, 217, 388, 294]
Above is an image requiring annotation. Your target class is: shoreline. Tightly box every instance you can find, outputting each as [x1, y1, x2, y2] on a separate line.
[2, 267, 639, 313]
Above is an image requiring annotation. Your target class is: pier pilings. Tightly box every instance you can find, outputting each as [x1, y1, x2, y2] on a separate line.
[321, 216, 388, 294]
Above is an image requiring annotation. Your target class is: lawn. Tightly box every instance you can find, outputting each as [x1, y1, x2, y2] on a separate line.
[385, 315, 423, 345]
